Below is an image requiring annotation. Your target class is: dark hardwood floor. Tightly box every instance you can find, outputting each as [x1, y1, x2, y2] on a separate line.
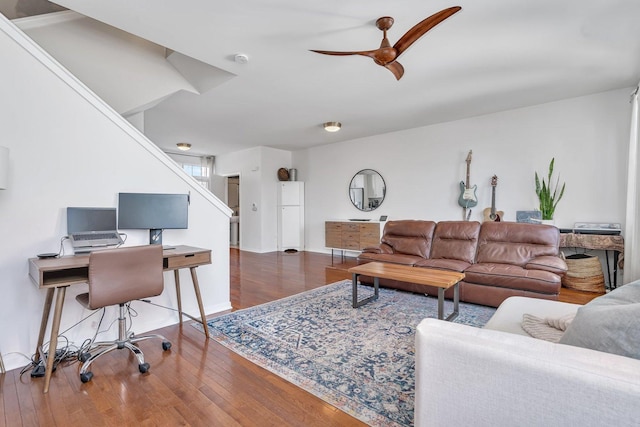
[1, 248, 599, 426]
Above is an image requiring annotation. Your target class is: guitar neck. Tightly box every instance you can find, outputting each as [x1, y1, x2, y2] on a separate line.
[465, 151, 472, 190]
[491, 186, 496, 214]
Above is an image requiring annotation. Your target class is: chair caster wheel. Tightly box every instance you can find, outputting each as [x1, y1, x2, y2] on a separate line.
[79, 352, 91, 363]
[162, 341, 172, 351]
[139, 362, 150, 373]
[80, 372, 93, 383]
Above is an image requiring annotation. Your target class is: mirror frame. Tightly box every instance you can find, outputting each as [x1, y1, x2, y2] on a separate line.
[348, 169, 386, 212]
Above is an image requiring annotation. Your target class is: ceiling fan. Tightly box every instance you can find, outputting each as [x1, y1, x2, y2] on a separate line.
[310, 6, 462, 80]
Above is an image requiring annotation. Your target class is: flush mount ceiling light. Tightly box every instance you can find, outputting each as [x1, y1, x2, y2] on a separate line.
[176, 142, 192, 151]
[234, 53, 249, 64]
[323, 122, 341, 132]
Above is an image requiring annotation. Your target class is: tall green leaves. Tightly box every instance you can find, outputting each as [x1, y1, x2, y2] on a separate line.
[535, 158, 565, 220]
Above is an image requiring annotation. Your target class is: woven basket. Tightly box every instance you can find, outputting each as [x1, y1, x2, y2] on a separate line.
[277, 168, 289, 181]
[562, 254, 605, 293]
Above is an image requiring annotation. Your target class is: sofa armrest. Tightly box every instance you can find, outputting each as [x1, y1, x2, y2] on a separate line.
[361, 243, 393, 254]
[415, 319, 640, 427]
[525, 255, 568, 274]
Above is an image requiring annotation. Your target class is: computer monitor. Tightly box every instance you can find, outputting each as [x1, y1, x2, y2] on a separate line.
[118, 193, 189, 245]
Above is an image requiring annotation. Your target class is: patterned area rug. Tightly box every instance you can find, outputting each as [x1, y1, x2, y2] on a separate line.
[196, 280, 496, 426]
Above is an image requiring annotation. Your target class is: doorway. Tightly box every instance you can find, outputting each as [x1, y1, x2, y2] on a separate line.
[227, 175, 240, 247]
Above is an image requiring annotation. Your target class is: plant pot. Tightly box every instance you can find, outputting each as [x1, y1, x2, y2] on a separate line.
[541, 219, 555, 226]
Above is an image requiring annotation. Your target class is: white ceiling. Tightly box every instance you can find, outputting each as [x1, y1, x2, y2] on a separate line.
[47, 0, 640, 156]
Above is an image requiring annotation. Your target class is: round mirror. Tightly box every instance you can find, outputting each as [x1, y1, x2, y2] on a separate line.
[349, 169, 386, 211]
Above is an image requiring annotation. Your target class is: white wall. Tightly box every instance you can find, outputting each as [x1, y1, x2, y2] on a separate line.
[215, 146, 291, 252]
[295, 88, 631, 254]
[0, 17, 231, 371]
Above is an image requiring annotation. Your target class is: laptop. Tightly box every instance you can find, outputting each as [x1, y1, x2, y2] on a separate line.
[67, 207, 124, 253]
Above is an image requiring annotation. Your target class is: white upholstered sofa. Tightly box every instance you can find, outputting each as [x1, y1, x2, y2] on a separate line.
[415, 285, 640, 426]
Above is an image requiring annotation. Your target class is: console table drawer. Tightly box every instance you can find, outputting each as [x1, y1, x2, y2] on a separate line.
[360, 224, 380, 248]
[325, 222, 342, 248]
[164, 251, 211, 270]
[341, 232, 361, 249]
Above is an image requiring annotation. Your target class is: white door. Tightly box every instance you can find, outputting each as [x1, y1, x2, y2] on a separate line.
[280, 205, 301, 249]
[279, 182, 301, 206]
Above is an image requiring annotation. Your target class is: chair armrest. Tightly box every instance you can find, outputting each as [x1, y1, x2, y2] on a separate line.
[361, 243, 393, 254]
[525, 256, 567, 274]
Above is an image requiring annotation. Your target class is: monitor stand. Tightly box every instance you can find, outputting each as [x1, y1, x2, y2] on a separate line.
[150, 228, 163, 245]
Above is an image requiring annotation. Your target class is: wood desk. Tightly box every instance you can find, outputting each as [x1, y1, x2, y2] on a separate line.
[28, 245, 212, 393]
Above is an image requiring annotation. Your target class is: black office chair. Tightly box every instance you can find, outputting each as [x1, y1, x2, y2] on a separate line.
[76, 245, 171, 383]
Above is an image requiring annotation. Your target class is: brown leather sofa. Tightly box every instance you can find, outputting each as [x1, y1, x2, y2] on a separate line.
[357, 220, 567, 307]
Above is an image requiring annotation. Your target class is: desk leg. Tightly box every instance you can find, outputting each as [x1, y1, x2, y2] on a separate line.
[605, 250, 612, 290]
[34, 288, 55, 363]
[43, 286, 66, 394]
[613, 251, 619, 289]
[174, 270, 183, 325]
[190, 267, 209, 339]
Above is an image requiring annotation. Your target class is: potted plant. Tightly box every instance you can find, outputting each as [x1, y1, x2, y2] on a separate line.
[535, 158, 565, 221]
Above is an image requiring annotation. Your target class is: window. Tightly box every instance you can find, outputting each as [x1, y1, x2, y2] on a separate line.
[166, 153, 214, 190]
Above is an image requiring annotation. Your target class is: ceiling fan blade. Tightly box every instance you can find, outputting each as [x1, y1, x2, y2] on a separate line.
[384, 61, 404, 80]
[393, 6, 462, 57]
[310, 49, 377, 59]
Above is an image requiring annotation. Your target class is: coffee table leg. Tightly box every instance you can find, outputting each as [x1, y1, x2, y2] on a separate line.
[437, 288, 445, 320]
[451, 283, 460, 320]
[437, 283, 460, 322]
[352, 273, 359, 308]
[352, 273, 379, 308]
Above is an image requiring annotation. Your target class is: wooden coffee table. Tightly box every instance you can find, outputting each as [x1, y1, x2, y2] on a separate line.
[348, 262, 465, 321]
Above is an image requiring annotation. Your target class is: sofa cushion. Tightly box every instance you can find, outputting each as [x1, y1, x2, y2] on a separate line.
[559, 281, 640, 359]
[464, 263, 561, 294]
[357, 252, 424, 266]
[380, 220, 436, 258]
[428, 221, 481, 264]
[525, 255, 568, 274]
[476, 222, 560, 266]
[361, 242, 393, 254]
[415, 258, 471, 272]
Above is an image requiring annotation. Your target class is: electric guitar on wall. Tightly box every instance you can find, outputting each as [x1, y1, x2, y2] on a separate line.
[483, 175, 504, 222]
[458, 150, 478, 209]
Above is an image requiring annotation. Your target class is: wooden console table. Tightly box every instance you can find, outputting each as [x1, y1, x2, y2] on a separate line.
[560, 233, 624, 289]
[325, 220, 382, 261]
[28, 245, 211, 393]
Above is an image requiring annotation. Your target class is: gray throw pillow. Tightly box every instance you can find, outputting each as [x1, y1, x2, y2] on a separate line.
[559, 281, 640, 359]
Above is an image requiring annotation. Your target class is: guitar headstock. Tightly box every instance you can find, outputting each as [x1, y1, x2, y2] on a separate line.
[491, 175, 498, 186]
[465, 150, 473, 164]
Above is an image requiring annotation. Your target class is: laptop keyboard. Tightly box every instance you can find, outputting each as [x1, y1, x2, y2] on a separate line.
[75, 233, 117, 241]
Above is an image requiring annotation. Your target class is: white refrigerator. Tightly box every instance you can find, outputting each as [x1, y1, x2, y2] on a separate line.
[277, 181, 305, 251]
